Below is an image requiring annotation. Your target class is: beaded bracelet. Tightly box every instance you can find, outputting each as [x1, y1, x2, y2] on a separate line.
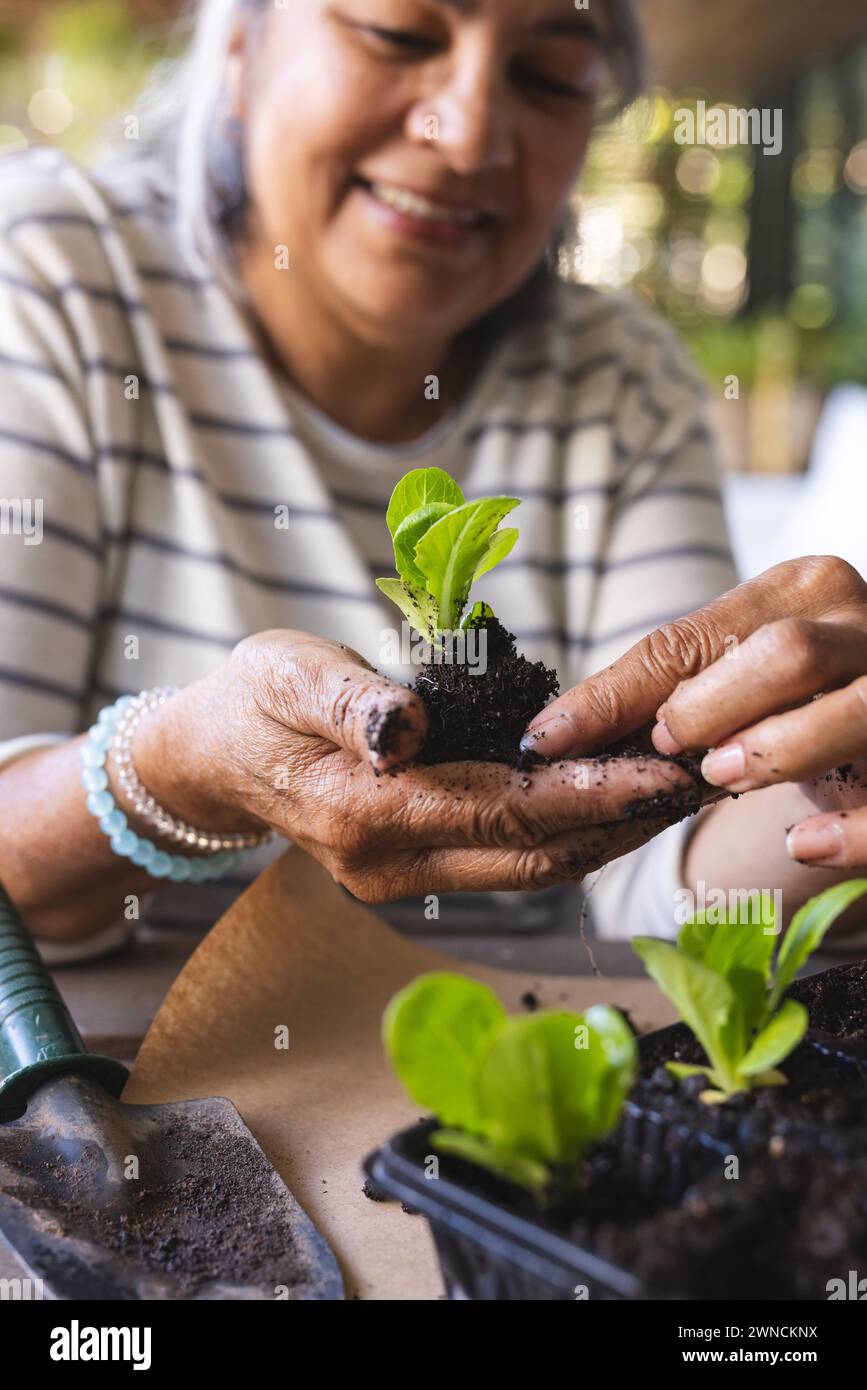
[110, 687, 272, 854]
[81, 692, 263, 883]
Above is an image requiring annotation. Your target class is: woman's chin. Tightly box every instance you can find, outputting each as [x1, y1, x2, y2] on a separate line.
[336, 279, 488, 346]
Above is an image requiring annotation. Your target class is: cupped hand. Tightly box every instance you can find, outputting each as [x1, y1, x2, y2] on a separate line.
[140, 629, 703, 901]
[522, 556, 867, 869]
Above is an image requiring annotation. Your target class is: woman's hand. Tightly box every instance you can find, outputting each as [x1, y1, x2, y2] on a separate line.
[136, 629, 703, 901]
[522, 556, 867, 870]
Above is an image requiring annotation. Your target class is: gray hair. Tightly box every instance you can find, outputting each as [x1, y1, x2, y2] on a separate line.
[125, 0, 644, 290]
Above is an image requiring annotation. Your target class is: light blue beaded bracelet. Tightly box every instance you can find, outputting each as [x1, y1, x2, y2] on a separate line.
[81, 693, 247, 883]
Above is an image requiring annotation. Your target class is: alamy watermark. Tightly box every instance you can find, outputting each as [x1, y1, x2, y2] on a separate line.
[675, 102, 783, 157]
[0, 497, 43, 545]
[675, 882, 783, 936]
[380, 622, 488, 675]
[827, 1271, 866, 1299]
[0, 1276, 44, 1299]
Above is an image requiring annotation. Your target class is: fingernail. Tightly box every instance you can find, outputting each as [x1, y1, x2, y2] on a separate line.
[520, 713, 574, 758]
[653, 719, 683, 755]
[701, 744, 745, 787]
[787, 821, 845, 864]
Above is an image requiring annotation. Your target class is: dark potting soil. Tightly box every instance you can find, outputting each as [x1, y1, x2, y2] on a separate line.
[587, 1150, 867, 1300]
[787, 960, 867, 1043]
[410, 616, 560, 768]
[631, 1025, 867, 1164]
[372, 619, 712, 816]
[421, 1113, 867, 1299]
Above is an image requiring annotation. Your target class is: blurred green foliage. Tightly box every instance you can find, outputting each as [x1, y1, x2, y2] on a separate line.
[683, 314, 867, 391]
[0, 0, 173, 161]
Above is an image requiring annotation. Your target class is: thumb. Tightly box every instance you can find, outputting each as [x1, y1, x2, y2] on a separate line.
[280, 634, 428, 771]
[520, 564, 812, 759]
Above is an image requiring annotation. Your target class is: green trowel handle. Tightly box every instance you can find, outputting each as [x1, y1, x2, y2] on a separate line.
[0, 884, 129, 1113]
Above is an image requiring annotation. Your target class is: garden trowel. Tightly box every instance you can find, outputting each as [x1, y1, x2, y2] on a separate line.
[0, 885, 343, 1299]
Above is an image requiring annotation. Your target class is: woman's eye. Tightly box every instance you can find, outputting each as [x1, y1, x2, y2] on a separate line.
[364, 24, 436, 54]
[515, 67, 592, 101]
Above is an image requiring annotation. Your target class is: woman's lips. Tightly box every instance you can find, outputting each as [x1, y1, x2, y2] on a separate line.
[353, 176, 498, 250]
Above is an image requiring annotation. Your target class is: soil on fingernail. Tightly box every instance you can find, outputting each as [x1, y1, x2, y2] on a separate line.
[365, 703, 416, 762]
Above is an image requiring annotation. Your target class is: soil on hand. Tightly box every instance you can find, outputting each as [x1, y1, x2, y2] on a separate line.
[367, 616, 711, 863]
[411, 616, 559, 768]
[406, 616, 707, 794]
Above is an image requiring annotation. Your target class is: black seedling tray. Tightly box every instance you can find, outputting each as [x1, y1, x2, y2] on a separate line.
[807, 1027, 867, 1075]
[365, 1020, 867, 1301]
[363, 1120, 640, 1302]
[612, 1021, 867, 1202]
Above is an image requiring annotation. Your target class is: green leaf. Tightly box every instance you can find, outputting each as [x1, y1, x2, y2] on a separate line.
[632, 937, 738, 1089]
[431, 1128, 550, 1197]
[738, 1000, 808, 1077]
[382, 976, 635, 1193]
[666, 1062, 716, 1083]
[680, 911, 777, 982]
[460, 600, 495, 631]
[385, 468, 464, 538]
[393, 502, 456, 587]
[476, 1010, 630, 1166]
[584, 1004, 637, 1073]
[749, 1068, 788, 1087]
[719, 966, 768, 1066]
[679, 916, 774, 1057]
[768, 879, 867, 1016]
[374, 577, 437, 643]
[472, 527, 519, 584]
[377, 468, 520, 635]
[382, 972, 505, 1131]
[414, 496, 520, 632]
[583, 1004, 638, 1133]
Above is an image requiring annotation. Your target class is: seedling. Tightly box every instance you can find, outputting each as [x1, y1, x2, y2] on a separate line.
[383, 972, 636, 1197]
[633, 879, 867, 1103]
[376, 467, 519, 643]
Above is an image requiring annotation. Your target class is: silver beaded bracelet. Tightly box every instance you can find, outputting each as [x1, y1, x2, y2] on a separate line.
[109, 686, 274, 854]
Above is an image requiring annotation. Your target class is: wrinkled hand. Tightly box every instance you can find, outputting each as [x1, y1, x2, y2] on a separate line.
[141, 630, 702, 901]
[522, 556, 867, 870]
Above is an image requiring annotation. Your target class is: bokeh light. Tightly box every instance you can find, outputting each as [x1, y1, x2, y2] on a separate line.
[0, 124, 27, 154]
[792, 149, 842, 207]
[676, 148, 721, 198]
[701, 244, 749, 314]
[27, 87, 74, 136]
[788, 284, 836, 330]
[844, 141, 867, 195]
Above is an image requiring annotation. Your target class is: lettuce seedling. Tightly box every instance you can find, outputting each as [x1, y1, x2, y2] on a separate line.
[383, 972, 636, 1196]
[633, 879, 867, 1103]
[376, 467, 519, 642]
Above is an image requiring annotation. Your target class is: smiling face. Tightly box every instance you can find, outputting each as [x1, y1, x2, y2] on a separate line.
[236, 0, 607, 347]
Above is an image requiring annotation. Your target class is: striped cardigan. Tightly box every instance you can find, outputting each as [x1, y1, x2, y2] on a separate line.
[0, 146, 738, 943]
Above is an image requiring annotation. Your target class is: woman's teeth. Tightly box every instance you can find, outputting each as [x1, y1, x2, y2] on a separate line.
[366, 180, 484, 225]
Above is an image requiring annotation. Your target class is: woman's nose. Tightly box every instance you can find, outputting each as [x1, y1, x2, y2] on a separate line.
[408, 68, 516, 176]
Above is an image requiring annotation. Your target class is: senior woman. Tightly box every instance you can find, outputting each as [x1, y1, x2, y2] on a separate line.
[0, 0, 865, 962]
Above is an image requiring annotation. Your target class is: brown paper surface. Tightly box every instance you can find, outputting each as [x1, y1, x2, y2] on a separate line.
[124, 847, 675, 1300]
